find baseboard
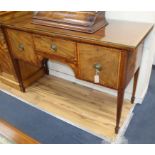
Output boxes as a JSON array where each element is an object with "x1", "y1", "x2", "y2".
[
  {"x1": 134, "y1": 84, "x2": 148, "y2": 104},
  {"x1": 49, "y1": 69, "x2": 133, "y2": 100}
]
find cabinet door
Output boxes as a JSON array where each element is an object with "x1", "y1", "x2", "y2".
[
  {"x1": 6, "y1": 29, "x2": 38, "y2": 65},
  {"x1": 0, "y1": 29, "x2": 16, "y2": 79},
  {"x1": 78, "y1": 43, "x2": 121, "y2": 89}
]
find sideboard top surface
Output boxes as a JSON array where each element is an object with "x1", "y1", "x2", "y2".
[{"x1": 1, "y1": 14, "x2": 153, "y2": 50}]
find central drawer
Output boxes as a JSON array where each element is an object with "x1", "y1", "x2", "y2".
[{"x1": 33, "y1": 34, "x2": 76, "y2": 62}]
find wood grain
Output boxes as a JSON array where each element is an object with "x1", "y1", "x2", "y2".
[
  {"x1": 115, "y1": 51, "x2": 128, "y2": 133},
  {"x1": 0, "y1": 12, "x2": 44, "y2": 90},
  {"x1": 0, "y1": 11, "x2": 32, "y2": 23},
  {"x1": 2, "y1": 13, "x2": 153, "y2": 50},
  {"x1": 0, "y1": 29, "x2": 17, "y2": 77},
  {"x1": 0, "y1": 12, "x2": 152, "y2": 134},
  {"x1": 6, "y1": 29, "x2": 38, "y2": 65},
  {"x1": 78, "y1": 43, "x2": 121, "y2": 89},
  {"x1": 125, "y1": 43, "x2": 144, "y2": 86},
  {"x1": 131, "y1": 68, "x2": 140, "y2": 103},
  {"x1": 0, "y1": 75, "x2": 132, "y2": 140},
  {"x1": 33, "y1": 34, "x2": 76, "y2": 61}
]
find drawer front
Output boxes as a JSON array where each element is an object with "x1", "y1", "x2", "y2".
[
  {"x1": 0, "y1": 29, "x2": 8, "y2": 53},
  {"x1": 6, "y1": 29, "x2": 38, "y2": 64},
  {"x1": 33, "y1": 34, "x2": 76, "y2": 62},
  {"x1": 78, "y1": 43, "x2": 121, "y2": 89},
  {"x1": 0, "y1": 29, "x2": 15, "y2": 75}
]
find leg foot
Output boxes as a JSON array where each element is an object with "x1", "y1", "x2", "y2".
[
  {"x1": 115, "y1": 126, "x2": 120, "y2": 134},
  {"x1": 131, "y1": 68, "x2": 139, "y2": 104},
  {"x1": 20, "y1": 85, "x2": 26, "y2": 92},
  {"x1": 131, "y1": 96, "x2": 135, "y2": 104},
  {"x1": 116, "y1": 89, "x2": 125, "y2": 134}
]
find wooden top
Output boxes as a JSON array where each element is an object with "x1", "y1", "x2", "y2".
[{"x1": 1, "y1": 13, "x2": 153, "y2": 50}]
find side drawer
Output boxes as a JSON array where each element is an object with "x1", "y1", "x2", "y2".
[
  {"x1": 78, "y1": 43, "x2": 121, "y2": 89},
  {"x1": 33, "y1": 34, "x2": 76, "y2": 62},
  {"x1": 6, "y1": 29, "x2": 38, "y2": 65}
]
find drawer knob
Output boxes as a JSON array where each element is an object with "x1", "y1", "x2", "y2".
[
  {"x1": 18, "y1": 43, "x2": 24, "y2": 51},
  {"x1": 51, "y1": 44, "x2": 57, "y2": 52},
  {"x1": 93, "y1": 63, "x2": 102, "y2": 71}
]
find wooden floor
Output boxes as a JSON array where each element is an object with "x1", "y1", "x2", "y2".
[
  {"x1": 0, "y1": 75, "x2": 132, "y2": 141},
  {"x1": 0, "y1": 119, "x2": 39, "y2": 144}
]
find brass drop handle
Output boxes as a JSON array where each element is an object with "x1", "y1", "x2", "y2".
[
  {"x1": 18, "y1": 43, "x2": 24, "y2": 51},
  {"x1": 93, "y1": 63, "x2": 102, "y2": 71},
  {"x1": 51, "y1": 44, "x2": 57, "y2": 52}
]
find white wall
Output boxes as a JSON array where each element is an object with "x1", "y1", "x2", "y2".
[
  {"x1": 106, "y1": 12, "x2": 155, "y2": 64},
  {"x1": 48, "y1": 12, "x2": 155, "y2": 104}
]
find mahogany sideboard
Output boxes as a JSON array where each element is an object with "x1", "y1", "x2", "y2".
[
  {"x1": 0, "y1": 12, "x2": 153, "y2": 133},
  {"x1": 0, "y1": 12, "x2": 44, "y2": 90}
]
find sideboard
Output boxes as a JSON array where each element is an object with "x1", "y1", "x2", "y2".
[
  {"x1": 0, "y1": 12, "x2": 45, "y2": 90},
  {"x1": 0, "y1": 12, "x2": 153, "y2": 133}
]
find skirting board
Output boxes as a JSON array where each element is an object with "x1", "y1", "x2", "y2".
[
  {"x1": 134, "y1": 86, "x2": 148, "y2": 104},
  {"x1": 49, "y1": 68, "x2": 145, "y2": 104}
]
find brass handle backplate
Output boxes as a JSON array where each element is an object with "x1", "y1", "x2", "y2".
[
  {"x1": 93, "y1": 63, "x2": 102, "y2": 71},
  {"x1": 18, "y1": 43, "x2": 24, "y2": 51},
  {"x1": 51, "y1": 44, "x2": 57, "y2": 52}
]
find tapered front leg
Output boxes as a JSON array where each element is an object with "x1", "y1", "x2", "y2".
[
  {"x1": 131, "y1": 68, "x2": 140, "y2": 104},
  {"x1": 115, "y1": 89, "x2": 125, "y2": 133},
  {"x1": 115, "y1": 51, "x2": 128, "y2": 134}
]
